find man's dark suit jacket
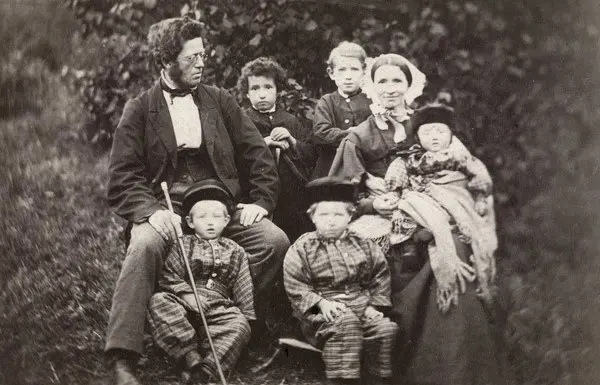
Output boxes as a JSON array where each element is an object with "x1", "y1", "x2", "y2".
[{"x1": 107, "y1": 81, "x2": 279, "y2": 224}]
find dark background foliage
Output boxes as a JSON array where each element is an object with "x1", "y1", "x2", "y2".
[{"x1": 1, "y1": 0, "x2": 599, "y2": 384}]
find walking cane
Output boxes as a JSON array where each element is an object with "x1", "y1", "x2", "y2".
[{"x1": 161, "y1": 182, "x2": 228, "y2": 385}]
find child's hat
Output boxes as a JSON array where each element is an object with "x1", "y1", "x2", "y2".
[
  {"x1": 413, "y1": 103, "x2": 455, "y2": 131},
  {"x1": 182, "y1": 179, "x2": 233, "y2": 216},
  {"x1": 305, "y1": 177, "x2": 357, "y2": 207}
]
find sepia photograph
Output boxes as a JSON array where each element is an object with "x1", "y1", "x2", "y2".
[{"x1": 1, "y1": 0, "x2": 599, "y2": 384}]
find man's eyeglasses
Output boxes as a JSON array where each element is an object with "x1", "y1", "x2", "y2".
[{"x1": 179, "y1": 52, "x2": 209, "y2": 63}]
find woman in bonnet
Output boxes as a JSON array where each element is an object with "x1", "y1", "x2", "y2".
[{"x1": 329, "y1": 54, "x2": 509, "y2": 385}]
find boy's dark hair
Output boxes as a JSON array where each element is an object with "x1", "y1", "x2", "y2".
[
  {"x1": 237, "y1": 57, "x2": 287, "y2": 96},
  {"x1": 148, "y1": 17, "x2": 205, "y2": 69}
]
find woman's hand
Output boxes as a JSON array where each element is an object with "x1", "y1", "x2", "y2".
[
  {"x1": 317, "y1": 299, "x2": 347, "y2": 322},
  {"x1": 363, "y1": 305, "x2": 384, "y2": 321},
  {"x1": 373, "y1": 195, "x2": 397, "y2": 218},
  {"x1": 365, "y1": 173, "x2": 387, "y2": 196}
]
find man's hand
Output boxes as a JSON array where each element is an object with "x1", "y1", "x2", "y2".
[
  {"x1": 180, "y1": 293, "x2": 208, "y2": 313},
  {"x1": 148, "y1": 209, "x2": 182, "y2": 241},
  {"x1": 236, "y1": 203, "x2": 268, "y2": 227},
  {"x1": 365, "y1": 173, "x2": 387, "y2": 197},
  {"x1": 363, "y1": 305, "x2": 384, "y2": 321},
  {"x1": 270, "y1": 127, "x2": 297, "y2": 147},
  {"x1": 317, "y1": 299, "x2": 347, "y2": 322},
  {"x1": 372, "y1": 195, "x2": 398, "y2": 218}
]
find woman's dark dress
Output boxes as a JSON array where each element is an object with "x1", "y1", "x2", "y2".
[{"x1": 329, "y1": 116, "x2": 509, "y2": 385}]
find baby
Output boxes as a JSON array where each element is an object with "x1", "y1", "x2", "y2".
[
  {"x1": 284, "y1": 177, "x2": 398, "y2": 385},
  {"x1": 383, "y1": 104, "x2": 498, "y2": 311},
  {"x1": 147, "y1": 179, "x2": 255, "y2": 382}
]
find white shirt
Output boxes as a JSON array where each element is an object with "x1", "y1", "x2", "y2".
[{"x1": 161, "y1": 72, "x2": 202, "y2": 148}]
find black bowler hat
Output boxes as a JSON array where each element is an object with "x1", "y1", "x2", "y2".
[
  {"x1": 413, "y1": 103, "x2": 455, "y2": 132},
  {"x1": 182, "y1": 179, "x2": 233, "y2": 216},
  {"x1": 304, "y1": 177, "x2": 358, "y2": 207}
]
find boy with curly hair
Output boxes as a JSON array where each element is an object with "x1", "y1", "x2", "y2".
[{"x1": 238, "y1": 57, "x2": 317, "y2": 241}]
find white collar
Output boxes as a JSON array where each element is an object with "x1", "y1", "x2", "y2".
[{"x1": 252, "y1": 104, "x2": 276, "y2": 113}]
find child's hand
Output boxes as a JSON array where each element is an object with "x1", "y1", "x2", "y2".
[
  {"x1": 363, "y1": 305, "x2": 383, "y2": 321},
  {"x1": 271, "y1": 127, "x2": 297, "y2": 147},
  {"x1": 317, "y1": 299, "x2": 347, "y2": 322},
  {"x1": 475, "y1": 200, "x2": 488, "y2": 216},
  {"x1": 264, "y1": 136, "x2": 290, "y2": 151},
  {"x1": 180, "y1": 293, "x2": 208, "y2": 313}
]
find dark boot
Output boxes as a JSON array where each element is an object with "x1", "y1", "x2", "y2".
[
  {"x1": 364, "y1": 374, "x2": 392, "y2": 385},
  {"x1": 114, "y1": 359, "x2": 142, "y2": 385},
  {"x1": 181, "y1": 350, "x2": 202, "y2": 384},
  {"x1": 327, "y1": 379, "x2": 360, "y2": 385}
]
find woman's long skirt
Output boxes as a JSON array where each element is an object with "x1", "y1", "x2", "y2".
[{"x1": 389, "y1": 232, "x2": 511, "y2": 385}]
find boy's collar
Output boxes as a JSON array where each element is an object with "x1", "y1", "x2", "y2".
[
  {"x1": 194, "y1": 234, "x2": 222, "y2": 243},
  {"x1": 338, "y1": 89, "x2": 362, "y2": 98},
  {"x1": 251, "y1": 104, "x2": 277, "y2": 114},
  {"x1": 316, "y1": 230, "x2": 349, "y2": 243}
]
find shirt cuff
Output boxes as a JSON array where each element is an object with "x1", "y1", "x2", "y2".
[{"x1": 298, "y1": 292, "x2": 324, "y2": 316}]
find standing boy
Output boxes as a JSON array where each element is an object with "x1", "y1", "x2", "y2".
[
  {"x1": 148, "y1": 179, "x2": 255, "y2": 382},
  {"x1": 311, "y1": 42, "x2": 372, "y2": 179},
  {"x1": 238, "y1": 57, "x2": 317, "y2": 241},
  {"x1": 283, "y1": 177, "x2": 398, "y2": 385}
]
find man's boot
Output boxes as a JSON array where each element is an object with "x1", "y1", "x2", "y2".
[{"x1": 114, "y1": 359, "x2": 142, "y2": 385}]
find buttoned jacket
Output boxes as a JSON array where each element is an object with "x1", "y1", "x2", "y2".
[{"x1": 107, "y1": 81, "x2": 279, "y2": 224}]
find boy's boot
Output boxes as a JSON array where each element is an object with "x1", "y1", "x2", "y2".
[
  {"x1": 364, "y1": 374, "x2": 392, "y2": 385},
  {"x1": 327, "y1": 379, "x2": 360, "y2": 385}
]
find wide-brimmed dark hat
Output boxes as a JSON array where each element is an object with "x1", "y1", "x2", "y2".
[
  {"x1": 413, "y1": 103, "x2": 455, "y2": 132},
  {"x1": 182, "y1": 179, "x2": 233, "y2": 216},
  {"x1": 304, "y1": 177, "x2": 358, "y2": 207}
]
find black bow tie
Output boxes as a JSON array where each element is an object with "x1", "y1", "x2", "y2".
[{"x1": 161, "y1": 80, "x2": 196, "y2": 101}]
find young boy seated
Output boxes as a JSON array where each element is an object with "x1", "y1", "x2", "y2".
[
  {"x1": 283, "y1": 177, "x2": 398, "y2": 385},
  {"x1": 238, "y1": 57, "x2": 316, "y2": 241},
  {"x1": 384, "y1": 104, "x2": 497, "y2": 310},
  {"x1": 147, "y1": 179, "x2": 255, "y2": 383},
  {"x1": 311, "y1": 41, "x2": 373, "y2": 179}
]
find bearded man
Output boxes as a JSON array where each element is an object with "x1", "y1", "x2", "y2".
[{"x1": 105, "y1": 17, "x2": 289, "y2": 385}]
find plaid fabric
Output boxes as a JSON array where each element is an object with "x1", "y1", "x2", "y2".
[
  {"x1": 158, "y1": 235, "x2": 255, "y2": 320},
  {"x1": 283, "y1": 232, "x2": 395, "y2": 379},
  {"x1": 148, "y1": 235, "x2": 255, "y2": 376},
  {"x1": 398, "y1": 143, "x2": 493, "y2": 197},
  {"x1": 303, "y1": 308, "x2": 398, "y2": 379},
  {"x1": 148, "y1": 292, "x2": 251, "y2": 377}
]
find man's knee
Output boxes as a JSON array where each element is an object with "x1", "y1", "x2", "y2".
[{"x1": 262, "y1": 220, "x2": 290, "y2": 255}]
